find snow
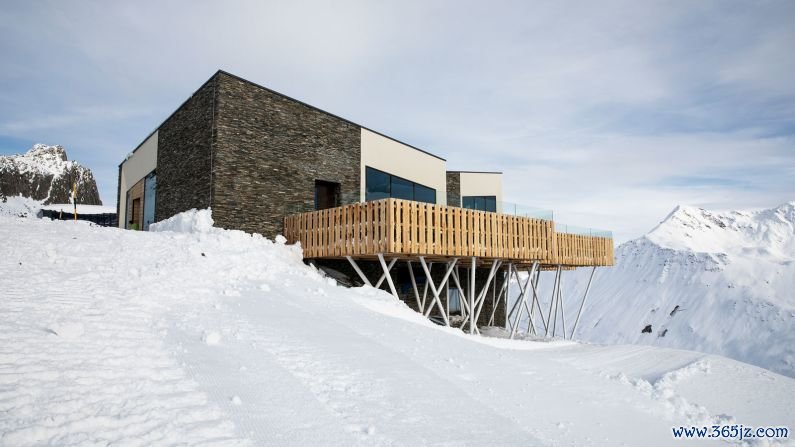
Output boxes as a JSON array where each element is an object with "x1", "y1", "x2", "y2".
[
  {"x1": 149, "y1": 208, "x2": 216, "y2": 233},
  {"x1": 0, "y1": 144, "x2": 75, "y2": 178},
  {"x1": 0, "y1": 196, "x2": 41, "y2": 218},
  {"x1": 1, "y1": 207, "x2": 793, "y2": 445},
  {"x1": 537, "y1": 201, "x2": 795, "y2": 378}
]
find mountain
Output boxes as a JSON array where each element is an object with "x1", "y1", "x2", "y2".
[
  {"x1": 566, "y1": 201, "x2": 795, "y2": 377},
  {"x1": 0, "y1": 207, "x2": 792, "y2": 445},
  {"x1": 0, "y1": 144, "x2": 101, "y2": 205}
]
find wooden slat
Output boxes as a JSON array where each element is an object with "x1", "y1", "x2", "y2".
[{"x1": 281, "y1": 198, "x2": 614, "y2": 267}]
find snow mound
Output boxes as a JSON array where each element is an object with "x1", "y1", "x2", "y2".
[
  {"x1": 150, "y1": 208, "x2": 216, "y2": 233},
  {"x1": 0, "y1": 195, "x2": 42, "y2": 218}
]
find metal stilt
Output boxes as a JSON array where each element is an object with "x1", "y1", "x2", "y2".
[
  {"x1": 451, "y1": 269, "x2": 471, "y2": 317},
  {"x1": 472, "y1": 260, "x2": 501, "y2": 327},
  {"x1": 559, "y1": 270, "x2": 566, "y2": 338},
  {"x1": 373, "y1": 258, "x2": 398, "y2": 289},
  {"x1": 377, "y1": 254, "x2": 399, "y2": 299},
  {"x1": 570, "y1": 266, "x2": 597, "y2": 340},
  {"x1": 418, "y1": 256, "x2": 457, "y2": 326},
  {"x1": 407, "y1": 261, "x2": 422, "y2": 312},
  {"x1": 346, "y1": 256, "x2": 372, "y2": 287},
  {"x1": 487, "y1": 267, "x2": 509, "y2": 326},
  {"x1": 545, "y1": 266, "x2": 561, "y2": 337},
  {"x1": 505, "y1": 263, "x2": 512, "y2": 330},
  {"x1": 509, "y1": 261, "x2": 539, "y2": 339},
  {"x1": 469, "y1": 257, "x2": 476, "y2": 334},
  {"x1": 529, "y1": 268, "x2": 547, "y2": 334}
]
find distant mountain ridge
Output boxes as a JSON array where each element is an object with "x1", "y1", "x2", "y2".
[
  {"x1": 565, "y1": 201, "x2": 795, "y2": 377},
  {"x1": 0, "y1": 144, "x2": 101, "y2": 205}
]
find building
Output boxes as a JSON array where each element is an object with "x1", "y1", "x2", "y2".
[{"x1": 119, "y1": 70, "x2": 613, "y2": 338}]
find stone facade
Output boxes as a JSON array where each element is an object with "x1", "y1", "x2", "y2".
[
  {"x1": 211, "y1": 72, "x2": 361, "y2": 238},
  {"x1": 144, "y1": 70, "x2": 509, "y2": 330},
  {"x1": 446, "y1": 171, "x2": 461, "y2": 207},
  {"x1": 155, "y1": 78, "x2": 216, "y2": 222}
]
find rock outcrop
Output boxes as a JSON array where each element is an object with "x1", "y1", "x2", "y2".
[{"x1": 0, "y1": 144, "x2": 101, "y2": 205}]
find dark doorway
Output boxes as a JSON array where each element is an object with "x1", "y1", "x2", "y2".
[
  {"x1": 314, "y1": 180, "x2": 341, "y2": 210},
  {"x1": 130, "y1": 198, "x2": 141, "y2": 230}
]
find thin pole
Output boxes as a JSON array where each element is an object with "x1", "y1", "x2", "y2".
[
  {"x1": 469, "y1": 257, "x2": 476, "y2": 334},
  {"x1": 421, "y1": 263, "x2": 431, "y2": 312},
  {"x1": 504, "y1": 263, "x2": 512, "y2": 329},
  {"x1": 374, "y1": 258, "x2": 398, "y2": 289},
  {"x1": 407, "y1": 261, "x2": 422, "y2": 312},
  {"x1": 346, "y1": 256, "x2": 372, "y2": 287},
  {"x1": 545, "y1": 266, "x2": 561, "y2": 336},
  {"x1": 418, "y1": 256, "x2": 456, "y2": 326},
  {"x1": 559, "y1": 270, "x2": 566, "y2": 338},
  {"x1": 377, "y1": 254, "x2": 399, "y2": 299},
  {"x1": 510, "y1": 262, "x2": 537, "y2": 339},
  {"x1": 530, "y1": 269, "x2": 547, "y2": 334},
  {"x1": 505, "y1": 265, "x2": 522, "y2": 327},
  {"x1": 570, "y1": 266, "x2": 597, "y2": 340},
  {"x1": 487, "y1": 268, "x2": 509, "y2": 326},
  {"x1": 508, "y1": 264, "x2": 534, "y2": 336},
  {"x1": 451, "y1": 269, "x2": 470, "y2": 317},
  {"x1": 527, "y1": 267, "x2": 539, "y2": 335},
  {"x1": 472, "y1": 260, "x2": 501, "y2": 327},
  {"x1": 552, "y1": 269, "x2": 561, "y2": 337}
]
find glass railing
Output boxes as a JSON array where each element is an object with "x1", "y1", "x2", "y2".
[
  {"x1": 555, "y1": 223, "x2": 613, "y2": 238},
  {"x1": 498, "y1": 201, "x2": 554, "y2": 221}
]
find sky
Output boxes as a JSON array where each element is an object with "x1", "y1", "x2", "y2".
[{"x1": 1, "y1": 0, "x2": 793, "y2": 242}]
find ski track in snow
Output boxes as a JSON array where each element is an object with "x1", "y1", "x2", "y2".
[
  {"x1": 0, "y1": 244, "x2": 242, "y2": 445},
  {"x1": 1, "y1": 211, "x2": 794, "y2": 446}
]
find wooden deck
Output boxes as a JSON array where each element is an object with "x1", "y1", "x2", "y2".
[{"x1": 283, "y1": 198, "x2": 614, "y2": 267}]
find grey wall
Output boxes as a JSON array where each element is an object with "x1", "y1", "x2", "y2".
[
  {"x1": 155, "y1": 78, "x2": 216, "y2": 222},
  {"x1": 212, "y1": 72, "x2": 361, "y2": 238}
]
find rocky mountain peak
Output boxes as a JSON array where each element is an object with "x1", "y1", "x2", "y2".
[
  {"x1": 0, "y1": 144, "x2": 101, "y2": 205},
  {"x1": 26, "y1": 144, "x2": 68, "y2": 162}
]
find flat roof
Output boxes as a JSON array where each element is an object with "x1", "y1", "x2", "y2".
[
  {"x1": 122, "y1": 69, "x2": 447, "y2": 166},
  {"x1": 447, "y1": 170, "x2": 503, "y2": 174}
]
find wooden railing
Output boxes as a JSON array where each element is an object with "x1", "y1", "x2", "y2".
[{"x1": 283, "y1": 198, "x2": 614, "y2": 266}]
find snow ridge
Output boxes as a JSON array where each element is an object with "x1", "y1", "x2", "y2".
[{"x1": 563, "y1": 201, "x2": 795, "y2": 378}]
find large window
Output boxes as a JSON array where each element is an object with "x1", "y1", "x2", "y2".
[
  {"x1": 142, "y1": 171, "x2": 157, "y2": 230},
  {"x1": 462, "y1": 195, "x2": 496, "y2": 212},
  {"x1": 365, "y1": 166, "x2": 436, "y2": 204}
]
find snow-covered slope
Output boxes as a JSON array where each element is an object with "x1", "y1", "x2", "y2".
[
  {"x1": 568, "y1": 202, "x2": 795, "y2": 378},
  {"x1": 0, "y1": 144, "x2": 101, "y2": 205},
  {"x1": 1, "y1": 209, "x2": 793, "y2": 445}
]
